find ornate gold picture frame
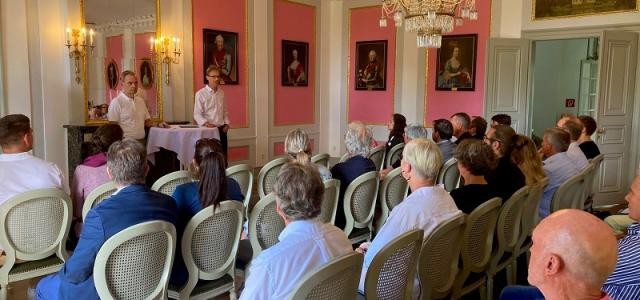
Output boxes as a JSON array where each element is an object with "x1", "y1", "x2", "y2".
[{"x1": 533, "y1": 0, "x2": 639, "y2": 20}]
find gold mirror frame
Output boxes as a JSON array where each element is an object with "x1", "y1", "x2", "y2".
[{"x1": 81, "y1": 0, "x2": 163, "y2": 125}]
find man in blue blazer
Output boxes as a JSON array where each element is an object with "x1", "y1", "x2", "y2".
[{"x1": 36, "y1": 139, "x2": 178, "y2": 300}]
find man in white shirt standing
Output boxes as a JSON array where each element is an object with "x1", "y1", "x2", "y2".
[
  {"x1": 194, "y1": 66, "x2": 230, "y2": 158},
  {"x1": 240, "y1": 162, "x2": 352, "y2": 299},
  {"x1": 108, "y1": 70, "x2": 167, "y2": 141},
  {"x1": 0, "y1": 114, "x2": 65, "y2": 205}
]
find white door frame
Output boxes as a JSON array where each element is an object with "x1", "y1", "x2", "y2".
[{"x1": 523, "y1": 27, "x2": 640, "y2": 204}]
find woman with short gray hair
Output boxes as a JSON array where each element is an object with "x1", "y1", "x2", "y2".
[
  {"x1": 240, "y1": 162, "x2": 352, "y2": 299},
  {"x1": 356, "y1": 138, "x2": 462, "y2": 294},
  {"x1": 330, "y1": 121, "x2": 377, "y2": 228}
]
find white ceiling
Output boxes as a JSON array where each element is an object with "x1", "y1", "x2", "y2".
[{"x1": 84, "y1": 0, "x2": 156, "y2": 25}]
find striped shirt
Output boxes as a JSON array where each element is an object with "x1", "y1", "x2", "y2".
[{"x1": 603, "y1": 223, "x2": 640, "y2": 299}]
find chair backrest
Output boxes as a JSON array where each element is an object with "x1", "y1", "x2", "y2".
[
  {"x1": 575, "y1": 162, "x2": 596, "y2": 209},
  {"x1": 516, "y1": 178, "x2": 549, "y2": 254},
  {"x1": 418, "y1": 214, "x2": 466, "y2": 300},
  {"x1": 385, "y1": 142, "x2": 405, "y2": 168},
  {"x1": 177, "y1": 201, "x2": 244, "y2": 298},
  {"x1": 551, "y1": 171, "x2": 584, "y2": 213},
  {"x1": 459, "y1": 197, "x2": 502, "y2": 274},
  {"x1": 257, "y1": 157, "x2": 288, "y2": 198},
  {"x1": 249, "y1": 193, "x2": 286, "y2": 258},
  {"x1": 367, "y1": 145, "x2": 386, "y2": 171},
  {"x1": 151, "y1": 170, "x2": 193, "y2": 196},
  {"x1": 83, "y1": 181, "x2": 118, "y2": 220},
  {"x1": 379, "y1": 167, "x2": 409, "y2": 228},
  {"x1": 343, "y1": 171, "x2": 380, "y2": 237},
  {"x1": 0, "y1": 188, "x2": 71, "y2": 264},
  {"x1": 491, "y1": 186, "x2": 530, "y2": 270},
  {"x1": 289, "y1": 252, "x2": 364, "y2": 300},
  {"x1": 437, "y1": 157, "x2": 460, "y2": 192},
  {"x1": 93, "y1": 220, "x2": 176, "y2": 300},
  {"x1": 318, "y1": 179, "x2": 341, "y2": 225},
  {"x1": 364, "y1": 229, "x2": 423, "y2": 299},
  {"x1": 226, "y1": 163, "x2": 254, "y2": 209},
  {"x1": 339, "y1": 152, "x2": 350, "y2": 163},
  {"x1": 584, "y1": 153, "x2": 604, "y2": 210},
  {"x1": 311, "y1": 153, "x2": 331, "y2": 168}
]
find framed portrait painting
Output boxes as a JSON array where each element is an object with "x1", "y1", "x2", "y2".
[
  {"x1": 281, "y1": 40, "x2": 309, "y2": 87},
  {"x1": 106, "y1": 59, "x2": 119, "y2": 90},
  {"x1": 533, "y1": 0, "x2": 638, "y2": 20},
  {"x1": 355, "y1": 40, "x2": 387, "y2": 91},
  {"x1": 203, "y1": 29, "x2": 239, "y2": 85},
  {"x1": 436, "y1": 34, "x2": 477, "y2": 91},
  {"x1": 139, "y1": 60, "x2": 154, "y2": 90}
]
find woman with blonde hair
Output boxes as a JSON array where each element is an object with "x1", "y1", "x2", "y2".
[
  {"x1": 284, "y1": 128, "x2": 331, "y2": 181},
  {"x1": 511, "y1": 134, "x2": 546, "y2": 186}
]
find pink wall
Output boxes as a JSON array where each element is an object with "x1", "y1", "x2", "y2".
[
  {"x1": 348, "y1": 6, "x2": 396, "y2": 124},
  {"x1": 105, "y1": 35, "x2": 123, "y2": 104},
  {"x1": 228, "y1": 146, "x2": 250, "y2": 162},
  {"x1": 193, "y1": 0, "x2": 248, "y2": 128},
  {"x1": 273, "y1": 0, "x2": 315, "y2": 126},
  {"x1": 424, "y1": 1, "x2": 491, "y2": 125},
  {"x1": 135, "y1": 32, "x2": 157, "y2": 116}
]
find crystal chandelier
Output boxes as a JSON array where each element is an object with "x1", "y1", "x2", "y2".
[{"x1": 380, "y1": 0, "x2": 478, "y2": 48}]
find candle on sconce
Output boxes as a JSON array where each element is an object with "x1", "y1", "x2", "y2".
[
  {"x1": 80, "y1": 28, "x2": 86, "y2": 45},
  {"x1": 150, "y1": 37, "x2": 154, "y2": 51},
  {"x1": 89, "y1": 29, "x2": 94, "y2": 46},
  {"x1": 176, "y1": 38, "x2": 180, "y2": 52},
  {"x1": 173, "y1": 37, "x2": 177, "y2": 52},
  {"x1": 65, "y1": 28, "x2": 71, "y2": 44}
]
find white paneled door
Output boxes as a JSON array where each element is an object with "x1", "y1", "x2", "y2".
[{"x1": 593, "y1": 31, "x2": 638, "y2": 206}]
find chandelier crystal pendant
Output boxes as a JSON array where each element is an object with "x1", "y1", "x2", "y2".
[{"x1": 380, "y1": 0, "x2": 478, "y2": 48}]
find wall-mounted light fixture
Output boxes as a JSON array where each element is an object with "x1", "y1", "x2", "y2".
[
  {"x1": 150, "y1": 36, "x2": 181, "y2": 85},
  {"x1": 65, "y1": 27, "x2": 95, "y2": 84}
]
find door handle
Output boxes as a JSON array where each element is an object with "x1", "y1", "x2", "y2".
[{"x1": 597, "y1": 128, "x2": 605, "y2": 134}]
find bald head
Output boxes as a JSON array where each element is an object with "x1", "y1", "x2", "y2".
[{"x1": 528, "y1": 209, "x2": 617, "y2": 297}]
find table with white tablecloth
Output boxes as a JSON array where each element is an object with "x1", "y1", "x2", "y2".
[{"x1": 147, "y1": 126, "x2": 220, "y2": 166}]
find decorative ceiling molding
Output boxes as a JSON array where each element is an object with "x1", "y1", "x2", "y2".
[{"x1": 91, "y1": 14, "x2": 156, "y2": 35}]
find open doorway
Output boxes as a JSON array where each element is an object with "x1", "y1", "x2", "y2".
[{"x1": 530, "y1": 37, "x2": 599, "y2": 141}]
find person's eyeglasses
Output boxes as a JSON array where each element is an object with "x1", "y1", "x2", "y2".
[{"x1": 484, "y1": 135, "x2": 500, "y2": 144}]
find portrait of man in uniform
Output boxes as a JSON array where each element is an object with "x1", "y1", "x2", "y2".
[{"x1": 203, "y1": 29, "x2": 239, "y2": 85}]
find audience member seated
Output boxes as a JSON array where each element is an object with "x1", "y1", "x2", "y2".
[
  {"x1": 500, "y1": 209, "x2": 618, "y2": 300},
  {"x1": 0, "y1": 114, "x2": 65, "y2": 205},
  {"x1": 511, "y1": 135, "x2": 546, "y2": 186},
  {"x1": 491, "y1": 113, "x2": 512, "y2": 127},
  {"x1": 71, "y1": 124, "x2": 123, "y2": 235},
  {"x1": 577, "y1": 115, "x2": 601, "y2": 160},
  {"x1": 557, "y1": 117, "x2": 589, "y2": 170},
  {"x1": 450, "y1": 112, "x2": 472, "y2": 144},
  {"x1": 240, "y1": 162, "x2": 352, "y2": 299},
  {"x1": 36, "y1": 139, "x2": 178, "y2": 300},
  {"x1": 384, "y1": 113, "x2": 406, "y2": 159},
  {"x1": 469, "y1": 115, "x2": 488, "y2": 140},
  {"x1": 450, "y1": 139, "x2": 499, "y2": 214},
  {"x1": 538, "y1": 128, "x2": 581, "y2": 218},
  {"x1": 170, "y1": 138, "x2": 243, "y2": 286},
  {"x1": 356, "y1": 138, "x2": 462, "y2": 295},
  {"x1": 284, "y1": 128, "x2": 331, "y2": 181},
  {"x1": 431, "y1": 119, "x2": 456, "y2": 162},
  {"x1": 379, "y1": 124, "x2": 428, "y2": 179},
  {"x1": 557, "y1": 116, "x2": 589, "y2": 170},
  {"x1": 331, "y1": 122, "x2": 376, "y2": 228},
  {"x1": 484, "y1": 125, "x2": 526, "y2": 202},
  {"x1": 602, "y1": 174, "x2": 640, "y2": 298}
]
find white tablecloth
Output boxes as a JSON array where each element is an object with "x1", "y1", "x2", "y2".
[{"x1": 147, "y1": 126, "x2": 220, "y2": 166}]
